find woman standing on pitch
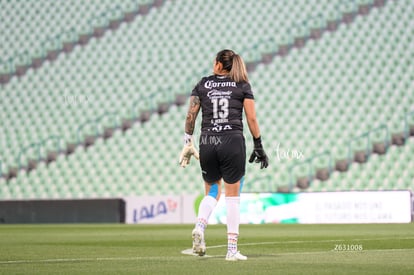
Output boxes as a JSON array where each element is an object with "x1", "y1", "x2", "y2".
[{"x1": 179, "y1": 49, "x2": 268, "y2": 261}]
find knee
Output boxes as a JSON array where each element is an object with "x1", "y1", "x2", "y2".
[
  {"x1": 207, "y1": 183, "x2": 220, "y2": 200},
  {"x1": 225, "y1": 182, "x2": 240, "y2": 197}
]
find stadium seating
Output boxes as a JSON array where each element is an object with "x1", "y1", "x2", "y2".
[
  {"x1": 1, "y1": 0, "x2": 118, "y2": 70},
  {"x1": 306, "y1": 137, "x2": 414, "y2": 192},
  {"x1": 0, "y1": 0, "x2": 413, "y2": 199},
  {"x1": 1, "y1": 0, "x2": 376, "y2": 172},
  {"x1": 0, "y1": 0, "x2": 165, "y2": 78}
]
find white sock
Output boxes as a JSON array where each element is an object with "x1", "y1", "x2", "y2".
[
  {"x1": 226, "y1": 196, "x2": 240, "y2": 252},
  {"x1": 226, "y1": 196, "x2": 240, "y2": 234},
  {"x1": 195, "y1": 196, "x2": 217, "y2": 232}
]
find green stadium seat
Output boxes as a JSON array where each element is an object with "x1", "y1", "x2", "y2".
[{"x1": 1, "y1": 0, "x2": 413, "y2": 198}]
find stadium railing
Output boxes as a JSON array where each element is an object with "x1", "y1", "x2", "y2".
[
  {"x1": 1, "y1": 0, "x2": 406, "y2": 198},
  {"x1": 404, "y1": 111, "x2": 414, "y2": 139},
  {"x1": 0, "y1": 0, "x2": 170, "y2": 85},
  {"x1": 287, "y1": 117, "x2": 413, "y2": 192}
]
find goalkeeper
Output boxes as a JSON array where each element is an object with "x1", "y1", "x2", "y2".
[{"x1": 179, "y1": 49, "x2": 268, "y2": 261}]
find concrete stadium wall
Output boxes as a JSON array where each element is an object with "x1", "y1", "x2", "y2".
[{"x1": 0, "y1": 199, "x2": 125, "y2": 224}]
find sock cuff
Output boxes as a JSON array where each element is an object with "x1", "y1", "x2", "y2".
[
  {"x1": 227, "y1": 233, "x2": 239, "y2": 239},
  {"x1": 204, "y1": 195, "x2": 218, "y2": 206},
  {"x1": 196, "y1": 195, "x2": 218, "y2": 226},
  {"x1": 225, "y1": 196, "x2": 240, "y2": 202}
]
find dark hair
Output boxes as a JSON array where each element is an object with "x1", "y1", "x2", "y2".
[{"x1": 215, "y1": 49, "x2": 249, "y2": 83}]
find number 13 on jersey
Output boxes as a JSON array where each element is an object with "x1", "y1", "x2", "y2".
[{"x1": 211, "y1": 98, "x2": 229, "y2": 119}]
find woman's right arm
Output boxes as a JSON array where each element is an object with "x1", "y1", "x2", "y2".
[
  {"x1": 243, "y1": 98, "x2": 260, "y2": 139},
  {"x1": 244, "y1": 98, "x2": 269, "y2": 169}
]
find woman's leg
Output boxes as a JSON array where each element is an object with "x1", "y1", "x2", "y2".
[
  {"x1": 224, "y1": 176, "x2": 247, "y2": 260},
  {"x1": 192, "y1": 180, "x2": 221, "y2": 256},
  {"x1": 195, "y1": 180, "x2": 221, "y2": 232}
]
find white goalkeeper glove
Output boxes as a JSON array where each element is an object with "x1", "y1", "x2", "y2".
[{"x1": 179, "y1": 133, "x2": 199, "y2": 168}]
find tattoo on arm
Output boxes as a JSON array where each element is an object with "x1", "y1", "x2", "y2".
[{"x1": 185, "y1": 96, "x2": 201, "y2": 135}]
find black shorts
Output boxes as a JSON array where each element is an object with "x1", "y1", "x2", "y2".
[{"x1": 199, "y1": 133, "x2": 246, "y2": 184}]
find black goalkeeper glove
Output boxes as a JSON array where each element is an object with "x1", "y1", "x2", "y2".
[{"x1": 248, "y1": 136, "x2": 269, "y2": 169}]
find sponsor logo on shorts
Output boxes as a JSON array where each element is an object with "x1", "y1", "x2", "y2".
[{"x1": 200, "y1": 135, "x2": 222, "y2": 145}]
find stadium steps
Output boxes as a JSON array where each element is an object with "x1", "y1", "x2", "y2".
[
  {"x1": 2, "y1": 0, "x2": 410, "y2": 201},
  {"x1": 287, "y1": 123, "x2": 414, "y2": 192},
  {"x1": 244, "y1": 0, "x2": 389, "y2": 72},
  {"x1": 304, "y1": 136, "x2": 414, "y2": 192},
  {"x1": 244, "y1": 0, "x2": 414, "y2": 193},
  {"x1": 276, "y1": 0, "x2": 414, "y2": 192},
  {"x1": 0, "y1": 0, "x2": 168, "y2": 86},
  {"x1": 0, "y1": 0, "x2": 389, "y2": 185}
]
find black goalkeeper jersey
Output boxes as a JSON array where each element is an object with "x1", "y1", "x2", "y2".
[{"x1": 191, "y1": 75, "x2": 254, "y2": 135}]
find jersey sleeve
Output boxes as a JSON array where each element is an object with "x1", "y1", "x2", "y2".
[
  {"x1": 242, "y1": 82, "x2": 254, "y2": 100},
  {"x1": 191, "y1": 78, "x2": 204, "y2": 97}
]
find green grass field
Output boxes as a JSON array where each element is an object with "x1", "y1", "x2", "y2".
[{"x1": 1, "y1": 223, "x2": 414, "y2": 274}]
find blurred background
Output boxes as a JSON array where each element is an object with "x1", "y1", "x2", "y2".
[{"x1": 0, "y1": 0, "x2": 413, "y2": 202}]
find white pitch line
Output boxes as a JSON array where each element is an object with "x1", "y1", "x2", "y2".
[
  {"x1": 205, "y1": 236, "x2": 414, "y2": 250},
  {"x1": 3, "y1": 237, "x2": 414, "y2": 265},
  {"x1": 3, "y1": 247, "x2": 413, "y2": 265},
  {"x1": 281, "y1": 248, "x2": 414, "y2": 256},
  {"x1": 180, "y1": 248, "x2": 214, "y2": 258},
  {"x1": 206, "y1": 239, "x2": 345, "y2": 249},
  {"x1": 0, "y1": 256, "x2": 181, "y2": 265}
]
